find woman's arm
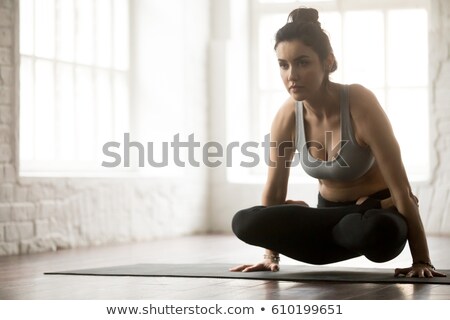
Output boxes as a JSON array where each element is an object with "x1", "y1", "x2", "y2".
[
  {"x1": 230, "y1": 99, "x2": 297, "y2": 273},
  {"x1": 261, "y1": 99, "x2": 297, "y2": 206},
  {"x1": 351, "y1": 84, "x2": 445, "y2": 277}
]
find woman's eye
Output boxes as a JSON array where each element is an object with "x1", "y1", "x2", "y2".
[
  {"x1": 299, "y1": 60, "x2": 309, "y2": 66},
  {"x1": 279, "y1": 64, "x2": 288, "y2": 70}
]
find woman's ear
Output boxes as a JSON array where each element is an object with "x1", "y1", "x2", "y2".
[{"x1": 325, "y1": 52, "x2": 336, "y2": 72}]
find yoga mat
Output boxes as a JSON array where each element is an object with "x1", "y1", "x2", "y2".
[{"x1": 45, "y1": 263, "x2": 450, "y2": 284}]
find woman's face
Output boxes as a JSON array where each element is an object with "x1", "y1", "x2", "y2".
[{"x1": 276, "y1": 40, "x2": 327, "y2": 101}]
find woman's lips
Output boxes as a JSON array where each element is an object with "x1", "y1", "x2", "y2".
[{"x1": 290, "y1": 86, "x2": 304, "y2": 92}]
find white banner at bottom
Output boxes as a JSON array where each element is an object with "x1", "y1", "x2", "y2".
[{"x1": 1, "y1": 300, "x2": 449, "y2": 320}]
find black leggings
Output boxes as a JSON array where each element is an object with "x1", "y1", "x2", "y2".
[{"x1": 232, "y1": 189, "x2": 408, "y2": 265}]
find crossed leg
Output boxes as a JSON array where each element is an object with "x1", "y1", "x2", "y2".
[{"x1": 232, "y1": 202, "x2": 407, "y2": 265}]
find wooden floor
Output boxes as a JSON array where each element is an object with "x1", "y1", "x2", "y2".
[{"x1": 1, "y1": 234, "x2": 450, "y2": 300}]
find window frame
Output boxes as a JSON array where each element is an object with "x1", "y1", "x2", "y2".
[{"x1": 18, "y1": 0, "x2": 131, "y2": 177}]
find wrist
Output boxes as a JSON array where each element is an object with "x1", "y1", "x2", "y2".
[
  {"x1": 412, "y1": 260, "x2": 435, "y2": 270},
  {"x1": 358, "y1": 197, "x2": 382, "y2": 211},
  {"x1": 264, "y1": 254, "x2": 280, "y2": 264},
  {"x1": 380, "y1": 197, "x2": 394, "y2": 209}
]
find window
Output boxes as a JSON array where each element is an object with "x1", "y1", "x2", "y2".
[
  {"x1": 237, "y1": 0, "x2": 430, "y2": 182},
  {"x1": 19, "y1": 0, "x2": 129, "y2": 176}
]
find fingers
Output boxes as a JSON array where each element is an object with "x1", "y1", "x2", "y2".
[
  {"x1": 242, "y1": 265, "x2": 264, "y2": 272},
  {"x1": 394, "y1": 267, "x2": 410, "y2": 277},
  {"x1": 432, "y1": 270, "x2": 448, "y2": 277},
  {"x1": 418, "y1": 269, "x2": 425, "y2": 278},
  {"x1": 394, "y1": 266, "x2": 447, "y2": 278},
  {"x1": 424, "y1": 268, "x2": 433, "y2": 278},
  {"x1": 229, "y1": 264, "x2": 251, "y2": 272},
  {"x1": 229, "y1": 263, "x2": 279, "y2": 272},
  {"x1": 394, "y1": 267, "x2": 423, "y2": 278},
  {"x1": 229, "y1": 264, "x2": 263, "y2": 272},
  {"x1": 411, "y1": 267, "x2": 446, "y2": 278},
  {"x1": 356, "y1": 196, "x2": 369, "y2": 205},
  {"x1": 406, "y1": 269, "x2": 425, "y2": 278},
  {"x1": 244, "y1": 263, "x2": 279, "y2": 272}
]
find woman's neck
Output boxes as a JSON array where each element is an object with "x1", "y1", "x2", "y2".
[{"x1": 303, "y1": 82, "x2": 340, "y2": 119}]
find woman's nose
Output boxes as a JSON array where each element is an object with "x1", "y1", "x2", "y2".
[{"x1": 287, "y1": 67, "x2": 298, "y2": 81}]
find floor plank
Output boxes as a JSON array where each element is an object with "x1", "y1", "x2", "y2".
[{"x1": 0, "y1": 234, "x2": 449, "y2": 300}]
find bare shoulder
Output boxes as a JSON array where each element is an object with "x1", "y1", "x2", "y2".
[
  {"x1": 347, "y1": 84, "x2": 393, "y2": 146},
  {"x1": 349, "y1": 84, "x2": 387, "y2": 125},
  {"x1": 273, "y1": 97, "x2": 296, "y2": 125},
  {"x1": 271, "y1": 97, "x2": 296, "y2": 141},
  {"x1": 347, "y1": 83, "x2": 383, "y2": 117}
]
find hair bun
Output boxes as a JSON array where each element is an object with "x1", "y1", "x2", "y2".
[{"x1": 288, "y1": 7, "x2": 320, "y2": 25}]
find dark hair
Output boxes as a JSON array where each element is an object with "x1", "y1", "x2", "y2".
[{"x1": 274, "y1": 7, "x2": 337, "y2": 73}]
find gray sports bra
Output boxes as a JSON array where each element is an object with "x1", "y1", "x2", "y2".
[{"x1": 295, "y1": 85, "x2": 375, "y2": 181}]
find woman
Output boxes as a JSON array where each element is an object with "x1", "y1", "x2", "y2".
[{"x1": 230, "y1": 7, "x2": 446, "y2": 278}]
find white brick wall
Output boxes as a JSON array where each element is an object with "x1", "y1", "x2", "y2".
[
  {"x1": 0, "y1": 0, "x2": 210, "y2": 255},
  {"x1": 414, "y1": 0, "x2": 450, "y2": 235}
]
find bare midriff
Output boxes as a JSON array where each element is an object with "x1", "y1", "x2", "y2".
[{"x1": 318, "y1": 161, "x2": 389, "y2": 202}]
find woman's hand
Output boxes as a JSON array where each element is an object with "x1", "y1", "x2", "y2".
[
  {"x1": 356, "y1": 196, "x2": 394, "y2": 209},
  {"x1": 229, "y1": 261, "x2": 279, "y2": 272},
  {"x1": 394, "y1": 264, "x2": 447, "y2": 278},
  {"x1": 356, "y1": 192, "x2": 418, "y2": 209}
]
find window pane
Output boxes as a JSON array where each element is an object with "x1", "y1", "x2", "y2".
[
  {"x1": 75, "y1": 0, "x2": 94, "y2": 65},
  {"x1": 20, "y1": 57, "x2": 35, "y2": 160},
  {"x1": 20, "y1": 0, "x2": 34, "y2": 55},
  {"x1": 56, "y1": 0, "x2": 75, "y2": 62},
  {"x1": 35, "y1": 60, "x2": 55, "y2": 160},
  {"x1": 343, "y1": 11, "x2": 384, "y2": 86},
  {"x1": 387, "y1": 88, "x2": 428, "y2": 176},
  {"x1": 113, "y1": 0, "x2": 129, "y2": 70},
  {"x1": 113, "y1": 72, "x2": 129, "y2": 139},
  {"x1": 20, "y1": 0, "x2": 130, "y2": 175},
  {"x1": 56, "y1": 63, "x2": 75, "y2": 160},
  {"x1": 259, "y1": 14, "x2": 286, "y2": 91},
  {"x1": 35, "y1": 0, "x2": 55, "y2": 59},
  {"x1": 387, "y1": 9, "x2": 428, "y2": 87},
  {"x1": 96, "y1": 70, "x2": 113, "y2": 150},
  {"x1": 75, "y1": 66, "x2": 95, "y2": 160},
  {"x1": 96, "y1": 0, "x2": 112, "y2": 68}
]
